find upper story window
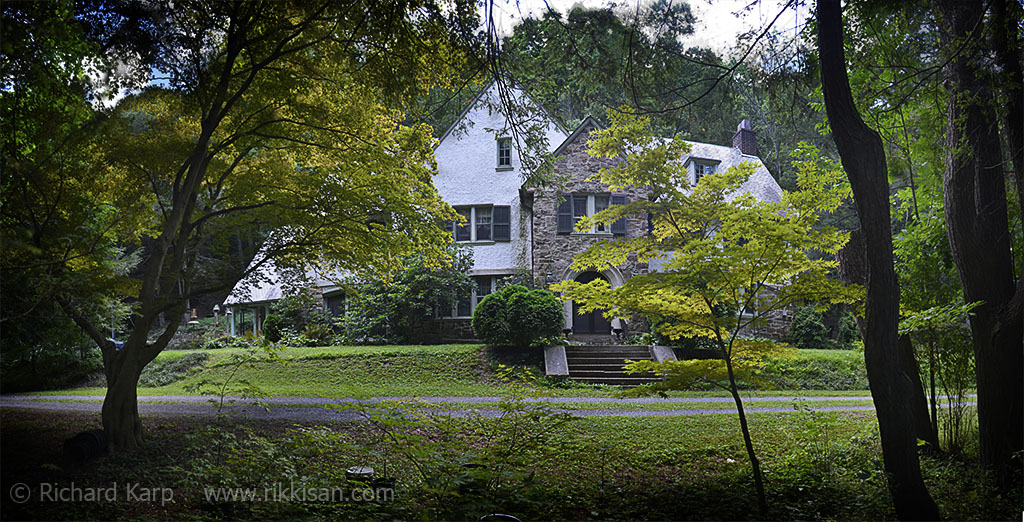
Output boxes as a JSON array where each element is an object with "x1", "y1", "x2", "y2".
[
  {"x1": 497, "y1": 138, "x2": 512, "y2": 169},
  {"x1": 557, "y1": 193, "x2": 626, "y2": 235},
  {"x1": 691, "y1": 160, "x2": 719, "y2": 183},
  {"x1": 447, "y1": 205, "x2": 511, "y2": 242}
]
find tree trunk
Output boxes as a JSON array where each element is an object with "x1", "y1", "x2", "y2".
[
  {"x1": 101, "y1": 350, "x2": 145, "y2": 450},
  {"x1": 990, "y1": 0, "x2": 1024, "y2": 219},
  {"x1": 724, "y1": 351, "x2": 768, "y2": 518},
  {"x1": 899, "y1": 333, "x2": 939, "y2": 449},
  {"x1": 927, "y1": 335, "x2": 938, "y2": 445},
  {"x1": 937, "y1": 0, "x2": 1024, "y2": 487},
  {"x1": 817, "y1": 2, "x2": 940, "y2": 519},
  {"x1": 839, "y1": 232, "x2": 938, "y2": 448}
]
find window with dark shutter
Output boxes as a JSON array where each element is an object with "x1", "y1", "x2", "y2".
[
  {"x1": 492, "y1": 206, "x2": 511, "y2": 241},
  {"x1": 455, "y1": 208, "x2": 471, "y2": 241},
  {"x1": 557, "y1": 195, "x2": 573, "y2": 234},
  {"x1": 611, "y1": 195, "x2": 627, "y2": 235}
]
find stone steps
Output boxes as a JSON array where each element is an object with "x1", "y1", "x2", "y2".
[{"x1": 563, "y1": 345, "x2": 662, "y2": 387}]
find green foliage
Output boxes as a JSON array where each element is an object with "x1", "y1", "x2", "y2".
[
  {"x1": 761, "y1": 350, "x2": 869, "y2": 391},
  {"x1": 553, "y1": 112, "x2": 859, "y2": 382},
  {"x1": 626, "y1": 338, "x2": 794, "y2": 393},
  {"x1": 2, "y1": 0, "x2": 486, "y2": 449},
  {"x1": 339, "y1": 244, "x2": 473, "y2": 345},
  {"x1": 0, "y1": 336, "x2": 103, "y2": 393},
  {"x1": 787, "y1": 305, "x2": 828, "y2": 350},
  {"x1": 472, "y1": 285, "x2": 564, "y2": 348},
  {"x1": 185, "y1": 339, "x2": 285, "y2": 412},
  {"x1": 266, "y1": 286, "x2": 336, "y2": 346},
  {"x1": 900, "y1": 301, "x2": 981, "y2": 453},
  {"x1": 553, "y1": 110, "x2": 861, "y2": 515},
  {"x1": 500, "y1": 3, "x2": 740, "y2": 143},
  {"x1": 10, "y1": 404, "x2": 1022, "y2": 522},
  {"x1": 138, "y1": 352, "x2": 209, "y2": 387},
  {"x1": 332, "y1": 393, "x2": 572, "y2": 519},
  {"x1": 262, "y1": 313, "x2": 286, "y2": 343},
  {"x1": 836, "y1": 311, "x2": 859, "y2": 348}
]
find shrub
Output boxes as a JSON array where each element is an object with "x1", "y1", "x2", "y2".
[
  {"x1": 835, "y1": 311, "x2": 859, "y2": 349},
  {"x1": 340, "y1": 244, "x2": 473, "y2": 344},
  {"x1": 759, "y1": 350, "x2": 868, "y2": 390},
  {"x1": 787, "y1": 305, "x2": 828, "y2": 350},
  {"x1": 262, "y1": 313, "x2": 286, "y2": 343},
  {"x1": 472, "y1": 285, "x2": 563, "y2": 348}
]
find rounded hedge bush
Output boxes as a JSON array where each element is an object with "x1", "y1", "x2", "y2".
[{"x1": 472, "y1": 285, "x2": 563, "y2": 348}]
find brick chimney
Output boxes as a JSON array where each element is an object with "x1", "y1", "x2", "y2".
[{"x1": 732, "y1": 119, "x2": 757, "y2": 156}]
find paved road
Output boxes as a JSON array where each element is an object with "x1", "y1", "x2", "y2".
[{"x1": 0, "y1": 394, "x2": 975, "y2": 421}]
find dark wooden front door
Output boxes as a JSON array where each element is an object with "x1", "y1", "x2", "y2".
[{"x1": 572, "y1": 272, "x2": 612, "y2": 334}]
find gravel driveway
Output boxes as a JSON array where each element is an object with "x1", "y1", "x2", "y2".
[{"x1": 0, "y1": 393, "x2": 955, "y2": 420}]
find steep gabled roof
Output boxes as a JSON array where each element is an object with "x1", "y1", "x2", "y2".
[
  {"x1": 434, "y1": 81, "x2": 570, "y2": 148},
  {"x1": 552, "y1": 115, "x2": 602, "y2": 157}
]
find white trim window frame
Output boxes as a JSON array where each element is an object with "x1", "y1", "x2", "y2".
[
  {"x1": 558, "y1": 193, "x2": 626, "y2": 235},
  {"x1": 691, "y1": 160, "x2": 718, "y2": 184},
  {"x1": 496, "y1": 137, "x2": 513, "y2": 170}
]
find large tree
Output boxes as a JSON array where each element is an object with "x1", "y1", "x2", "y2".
[
  {"x1": 816, "y1": 0, "x2": 940, "y2": 519},
  {"x1": 552, "y1": 109, "x2": 859, "y2": 518},
  {"x1": 935, "y1": 0, "x2": 1024, "y2": 485},
  {"x1": 2, "y1": 0, "x2": 481, "y2": 450}
]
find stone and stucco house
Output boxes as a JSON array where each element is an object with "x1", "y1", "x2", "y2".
[{"x1": 225, "y1": 82, "x2": 788, "y2": 340}]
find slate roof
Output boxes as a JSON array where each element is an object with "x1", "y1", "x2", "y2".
[
  {"x1": 681, "y1": 140, "x2": 783, "y2": 203},
  {"x1": 223, "y1": 258, "x2": 346, "y2": 306},
  {"x1": 552, "y1": 117, "x2": 784, "y2": 204}
]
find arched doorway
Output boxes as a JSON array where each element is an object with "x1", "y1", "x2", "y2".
[{"x1": 572, "y1": 271, "x2": 612, "y2": 334}]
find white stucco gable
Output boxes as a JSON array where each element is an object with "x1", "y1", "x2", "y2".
[{"x1": 433, "y1": 82, "x2": 569, "y2": 275}]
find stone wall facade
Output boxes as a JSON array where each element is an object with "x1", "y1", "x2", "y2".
[
  {"x1": 530, "y1": 120, "x2": 652, "y2": 334},
  {"x1": 739, "y1": 308, "x2": 795, "y2": 340}
]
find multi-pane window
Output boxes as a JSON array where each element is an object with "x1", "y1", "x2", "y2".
[
  {"x1": 497, "y1": 138, "x2": 512, "y2": 168},
  {"x1": 441, "y1": 276, "x2": 499, "y2": 318},
  {"x1": 557, "y1": 193, "x2": 627, "y2": 235},
  {"x1": 693, "y1": 162, "x2": 716, "y2": 182},
  {"x1": 448, "y1": 206, "x2": 511, "y2": 242},
  {"x1": 475, "y1": 207, "x2": 491, "y2": 241}
]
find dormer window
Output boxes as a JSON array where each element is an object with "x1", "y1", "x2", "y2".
[
  {"x1": 688, "y1": 158, "x2": 720, "y2": 184},
  {"x1": 497, "y1": 137, "x2": 512, "y2": 169},
  {"x1": 694, "y1": 162, "x2": 715, "y2": 182}
]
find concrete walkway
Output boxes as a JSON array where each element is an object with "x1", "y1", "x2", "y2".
[{"x1": 0, "y1": 394, "x2": 975, "y2": 421}]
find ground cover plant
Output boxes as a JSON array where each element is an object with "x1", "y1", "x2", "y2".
[{"x1": 1, "y1": 405, "x2": 1018, "y2": 521}]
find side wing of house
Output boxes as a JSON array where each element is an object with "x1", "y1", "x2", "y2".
[
  {"x1": 223, "y1": 255, "x2": 347, "y2": 336},
  {"x1": 433, "y1": 82, "x2": 568, "y2": 319}
]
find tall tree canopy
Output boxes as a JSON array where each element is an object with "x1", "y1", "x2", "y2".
[{"x1": 1, "y1": 0, "x2": 483, "y2": 450}]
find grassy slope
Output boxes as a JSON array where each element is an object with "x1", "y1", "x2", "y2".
[{"x1": 37, "y1": 345, "x2": 870, "y2": 398}]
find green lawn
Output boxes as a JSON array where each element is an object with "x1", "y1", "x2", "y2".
[{"x1": 34, "y1": 344, "x2": 874, "y2": 399}]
